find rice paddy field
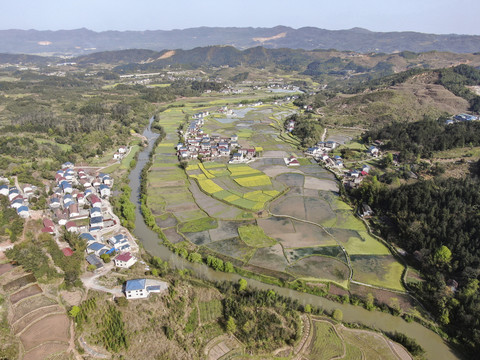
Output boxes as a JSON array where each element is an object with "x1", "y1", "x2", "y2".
[{"x1": 146, "y1": 97, "x2": 406, "y2": 295}]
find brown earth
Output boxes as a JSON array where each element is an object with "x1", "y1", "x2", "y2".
[
  {"x1": 10, "y1": 283, "x2": 42, "y2": 304},
  {"x1": 12, "y1": 295, "x2": 57, "y2": 322},
  {"x1": 13, "y1": 305, "x2": 64, "y2": 334},
  {"x1": 23, "y1": 342, "x2": 70, "y2": 360},
  {"x1": 20, "y1": 313, "x2": 70, "y2": 351}
]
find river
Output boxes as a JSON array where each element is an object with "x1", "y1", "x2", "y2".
[{"x1": 128, "y1": 117, "x2": 462, "y2": 360}]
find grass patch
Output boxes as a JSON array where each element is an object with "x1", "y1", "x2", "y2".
[
  {"x1": 343, "y1": 231, "x2": 390, "y2": 255},
  {"x1": 238, "y1": 225, "x2": 277, "y2": 248},
  {"x1": 179, "y1": 217, "x2": 218, "y2": 233},
  {"x1": 199, "y1": 300, "x2": 223, "y2": 323},
  {"x1": 298, "y1": 157, "x2": 313, "y2": 165}
]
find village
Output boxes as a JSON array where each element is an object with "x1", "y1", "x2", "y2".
[
  {"x1": 0, "y1": 150, "x2": 165, "y2": 300},
  {"x1": 176, "y1": 108, "x2": 257, "y2": 163}
]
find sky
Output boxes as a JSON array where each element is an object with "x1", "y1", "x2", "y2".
[{"x1": 0, "y1": 0, "x2": 479, "y2": 35}]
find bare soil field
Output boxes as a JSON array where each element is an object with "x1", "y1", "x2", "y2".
[
  {"x1": 189, "y1": 179, "x2": 243, "y2": 219},
  {"x1": 12, "y1": 295, "x2": 57, "y2": 322},
  {"x1": 288, "y1": 256, "x2": 350, "y2": 285},
  {"x1": 304, "y1": 176, "x2": 338, "y2": 191},
  {"x1": 19, "y1": 313, "x2": 70, "y2": 351},
  {"x1": 209, "y1": 220, "x2": 253, "y2": 242},
  {"x1": 0, "y1": 262, "x2": 15, "y2": 276},
  {"x1": 207, "y1": 238, "x2": 256, "y2": 262},
  {"x1": 163, "y1": 228, "x2": 186, "y2": 244},
  {"x1": 185, "y1": 230, "x2": 212, "y2": 246},
  {"x1": 257, "y1": 217, "x2": 295, "y2": 234},
  {"x1": 13, "y1": 305, "x2": 64, "y2": 334},
  {"x1": 10, "y1": 283, "x2": 42, "y2": 304},
  {"x1": 3, "y1": 273, "x2": 36, "y2": 292},
  {"x1": 248, "y1": 244, "x2": 289, "y2": 272},
  {"x1": 155, "y1": 213, "x2": 178, "y2": 228},
  {"x1": 59, "y1": 290, "x2": 83, "y2": 307},
  {"x1": 23, "y1": 342, "x2": 70, "y2": 360}
]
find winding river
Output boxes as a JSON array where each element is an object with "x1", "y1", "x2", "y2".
[{"x1": 129, "y1": 117, "x2": 462, "y2": 360}]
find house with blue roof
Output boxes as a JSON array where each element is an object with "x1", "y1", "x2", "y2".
[
  {"x1": 124, "y1": 278, "x2": 168, "y2": 299},
  {"x1": 80, "y1": 232, "x2": 95, "y2": 243},
  {"x1": 99, "y1": 184, "x2": 111, "y2": 198},
  {"x1": 90, "y1": 207, "x2": 102, "y2": 218},
  {"x1": 108, "y1": 234, "x2": 130, "y2": 251},
  {"x1": 86, "y1": 242, "x2": 109, "y2": 256},
  {"x1": 17, "y1": 206, "x2": 29, "y2": 218},
  {"x1": 125, "y1": 279, "x2": 147, "y2": 299}
]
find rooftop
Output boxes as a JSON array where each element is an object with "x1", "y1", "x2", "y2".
[{"x1": 125, "y1": 278, "x2": 146, "y2": 291}]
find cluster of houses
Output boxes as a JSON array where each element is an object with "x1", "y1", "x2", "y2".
[
  {"x1": 0, "y1": 183, "x2": 31, "y2": 218},
  {"x1": 178, "y1": 116, "x2": 256, "y2": 163},
  {"x1": 305, "y1": 141, "x2": 341, "y2": 166},
  {"x1": 82, "y1": 231, "x2": 137, "y2": 270},
  {"x1": 343, "y1": 164, "x2": 372, "y2": 189},
  {"x1": 48, "y1": 162, "x2": 114, "y2": 234}
]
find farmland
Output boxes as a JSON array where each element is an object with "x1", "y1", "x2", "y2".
[
  {"x1": 303, "y1": 318, "x2": 410, "y2": 360},
  {"x1": 145, "y1": 93, "x2": 407, "y2": 310}
]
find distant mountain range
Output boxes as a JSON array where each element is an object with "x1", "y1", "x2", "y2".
[{"x1": 1, "y1": 26, "x2": 480, "y2": 55}]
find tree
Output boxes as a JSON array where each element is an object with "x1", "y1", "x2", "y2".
[
  {"x1": 238, "y1": 278, "x2": 247, "y2": 292},
  {"x1": 332, "y1": 309, "x2": 343, "y2": 321},
  {"x1": 461, "y1": 279, "x2": 479, "y2": 298},
  {"x1": 226, "y1": 316, "x2": 237, "y2": 334},
  {"x1": 69, "y1": 305, "x2": 81, "y2": 318},
  {"x1": 87, "y1": 264, "x2": 97, "y2": 272},
  {"x1": 187, "y1": 252, "x2": 202, "y2": 263},
  {"x1": 304, "y1": 304, "x2": 312, "y2": 313},
  {"x1": 365, "y1": 293, "x2": 375, "y2": 311},
  {"x1": 100, "y1": 253, "x2": 111, "y2": 263},
  {"x1": 383, "y1": 153, "x2": 393, "y2": 167},
  {"x1": 223, "y1": 261, "x2": 234, "y2": 273},
  {"x1": 434, "y1": 245, "x2": 452, "y2": 266}
]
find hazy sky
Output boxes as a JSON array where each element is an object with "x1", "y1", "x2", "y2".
[{"x1": 1, "y1": 0, "x2": 479, "y2": 35}]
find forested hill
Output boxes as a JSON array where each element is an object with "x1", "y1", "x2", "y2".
[
  {"x1": 352, "y1": 177, "x2": 480, "y2": 355},
  {"x1": 2, "y1": 26, "x2": 480, "y2": 55}
]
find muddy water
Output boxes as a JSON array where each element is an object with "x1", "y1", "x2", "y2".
[{"x1": 129, "y1": 117, "x2": 462, "y2": 360}]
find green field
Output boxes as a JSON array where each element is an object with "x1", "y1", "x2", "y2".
[
  {"x1": 307, "y1": 321, "x2": 344, "y2": 360},
  {"x1": 238, "y1": 225, "x2": 277, "y2": 248},
  {"x1": 198, "y1": 300, "x2": 223, "y2": 324}
]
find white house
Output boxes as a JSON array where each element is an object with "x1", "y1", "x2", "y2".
[
  {"x1": 0, "y1": 185, "x2": 9, "y2": 196},
  {"x1": 65, "y1": 221, "x2": 78, "y2": 233},
  {"x1": 114, "y1": 252, "x2": 137, "y2": 269},
  {"x1": 17, "y1": 206, "x2": 30, "y2": 218},
  {"x1": 99, "y1": 184, "x2": 111, "y2": 198},
  {"x1": 124, "y1": 278, "x2": 168, "y2": 299},
  {"x1": 369, "y1": 146, "x2": 379, "y2": 157},
  {"x1": 108, "y1": 234, "x2": 130, "y2": 252}
]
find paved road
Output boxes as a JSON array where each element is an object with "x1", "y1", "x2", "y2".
[{"x1": 81, "y1": 263, "x2": 123, "y2": 296}]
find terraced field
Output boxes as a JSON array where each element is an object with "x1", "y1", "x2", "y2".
[{"x1": 302, "y1": 318, "x2": 410, "y2": 360}]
